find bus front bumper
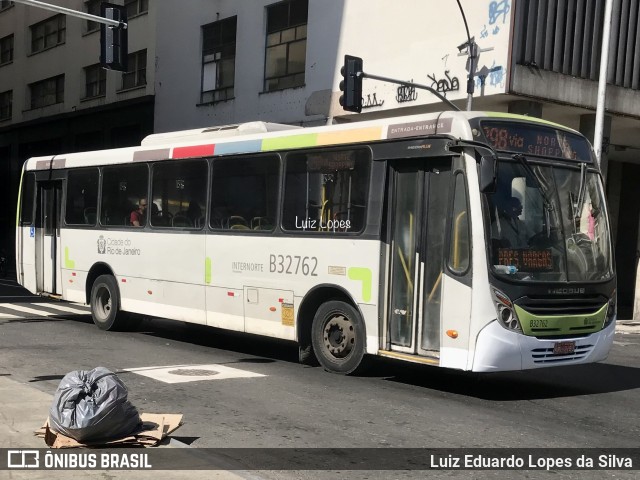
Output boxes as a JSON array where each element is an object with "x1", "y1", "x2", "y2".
[{"x1": 472, "y1": 319, "x2": 616, "y2": 372}]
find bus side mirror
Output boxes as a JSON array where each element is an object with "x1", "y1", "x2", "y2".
[{"x1": 479, "y1": 154, "x2": 497, "y2": 193}]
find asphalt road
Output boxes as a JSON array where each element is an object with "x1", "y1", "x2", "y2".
[{"x1": 1, "y1": 276, "x2": 639, "y2": 479}]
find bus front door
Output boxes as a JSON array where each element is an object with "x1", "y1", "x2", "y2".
[
  {"x1": 388, "y1": 160, "x2": 452, "y2": 358},
  {"x1": 36, "y1": 181, "x2": 63, "y2": 295}
]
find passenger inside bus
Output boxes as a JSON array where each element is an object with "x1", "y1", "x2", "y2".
[
  {"x1": 130, "y1": 198, "x2": 147, "y2": 227},
  {"x1": 186, "y1": 200, "x2": 203, "y2": 228}
]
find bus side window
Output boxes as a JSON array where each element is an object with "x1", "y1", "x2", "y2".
[
  {"x1": 101, "y1": 164, "x2": 149, "y2": 227},
  {"x1": 210, "y1": 155, "x2": 279, "y2": 232},
  {"x1": 151, "y1": 159, "x2": 207, "y2": 229},
  {"x1": 20, "y1": 173, "x2": 35, "y2": 225},
  {"x1": 281, "y1": 148, "x2": 370, "y2": 233},
  {"x1": 448, "y1": 172, "x2": 471, "y2": 274},
  {"x1": 65, "y1": 168, "x2": 99, "y2": 226}
]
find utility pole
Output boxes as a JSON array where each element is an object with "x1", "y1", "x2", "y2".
[{"x1": 593, "y1": 0, "x2": 614, "y2": 166}]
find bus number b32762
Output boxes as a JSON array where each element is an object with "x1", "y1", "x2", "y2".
[{"x1": 269, "y1": 255, "x2": 318, "y2": 276}]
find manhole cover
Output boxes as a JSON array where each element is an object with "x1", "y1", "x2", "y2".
[{"x1": 168, "y1": 368, "x2": 219, "y2": 377}]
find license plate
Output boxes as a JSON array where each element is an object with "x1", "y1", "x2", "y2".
[{"x1": 553, "y1": 341, "x2": 576, "y2": 355}]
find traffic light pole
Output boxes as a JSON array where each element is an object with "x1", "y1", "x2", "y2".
[
  {"x1": 361, "y1": 72, "x2": 461, "y2": 112},
  {"x1": 12, "y1": 0, "x2": 127, "y2": 29}
]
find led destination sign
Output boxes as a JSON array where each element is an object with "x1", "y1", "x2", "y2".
[
  {"x1": 496, "y1": 248, "x2": 553, "y2": 272},
  {"x1": 481, "y1": 121, "x2": 593, "y2": 162}
]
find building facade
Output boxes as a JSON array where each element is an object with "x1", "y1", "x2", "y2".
[{"x1": 1, "y1": 0, "x2": 640, "y2": 317}]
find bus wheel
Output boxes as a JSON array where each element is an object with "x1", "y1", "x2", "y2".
[
  {"x1": 90, "y1": 275, "x2": 125, "y2": 331},
  {"x1": 311, "y1": 300, "x2": 366, "y2": 375},
  {"x1": 298, "y1": 343, "x2": 319, "y2": 366}
]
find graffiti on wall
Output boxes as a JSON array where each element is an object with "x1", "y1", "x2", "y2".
[
  {"x1": 396, "y1": 82, "x2": 418, "y2": 103},
  {"x1": 361, "y1": 93, "x2": 385, "y2": 109},
  {"x1": 427, "y1": 71, "x2": 460, "y2": 94}
]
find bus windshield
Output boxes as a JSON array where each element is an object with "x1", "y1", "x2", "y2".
[{"x1": 486, "y1": 159, "x2": 614, "y2": 282}]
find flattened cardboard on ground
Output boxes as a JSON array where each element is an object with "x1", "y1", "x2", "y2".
[{"x1": 34, "y1": 413, "x2": 183, "y2": 449}]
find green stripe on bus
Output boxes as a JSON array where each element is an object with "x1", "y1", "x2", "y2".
[
  {"x1": 16, "y1": 169, "x2": 24, "y2": 227},
  {"x1": 64, "y1": 247, "x2": 75, "y2": 269},
  {"x1": 515, "y1": 303, "x2": 607, "y2": 337},
  {"x1": 261, "y1": 134, "x2": 318, "y2": 151},
  {"x1": 205, "y1": 257, "x2": 212, "y2": 284},
  {"x1": 348, "y1": 267, "x2": 372, "y2": 303}
]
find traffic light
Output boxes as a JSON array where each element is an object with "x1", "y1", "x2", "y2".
[
  {"x1": 100, "y1": 3, "x2": 128, "y2": 72},
  {"x1": 339, "y1": 55, "x2": 363, "y2": 113}
]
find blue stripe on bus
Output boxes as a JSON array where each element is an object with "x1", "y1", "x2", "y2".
[{"x1": 214, "y1": 140, "x2": 263, "y2": 156}]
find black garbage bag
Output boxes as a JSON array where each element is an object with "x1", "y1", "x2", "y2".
[{"x1": 49, "y1": 367, "x2": 141, "y2": 442}]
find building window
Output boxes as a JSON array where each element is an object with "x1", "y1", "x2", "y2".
[
  {"x1": 0, "y1": 90, "x2": 11, "y2": 120},
  {"x1": 121, "y1": 49, "x2": 146, "y2": 90},
  {"x1": 124, "y1": 0, "x2": 148, "y2": 17},
  {"x1": 31, "y1": 15, "x2": 66, "y2": 53},
  {"x1": 29, "y1": 75, "x2": 64, "y2": 109},
  {"x1": 201, "y1": 16, "x2": 236, "y2": 104},
  {"x1": 264, "y1": 0, "x2": 308, "y2": 92},
  {"x1": 84, "y1": 64, "x2": 106, "y2": 98},
  {"x1": 0, "y1": 1, "x2": 13, "y2": 12},
  {"x1": 85, "y1": 0, "x2": 100, "y2": 33},
  {"x1": 0, "y1": 34, "x2": 12, "y2": 65}
]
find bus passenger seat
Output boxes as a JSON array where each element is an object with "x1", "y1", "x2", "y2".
[
  {"x1": 228, "y1": 216, "x2": 248, "y2": 229},
  {"x1": 251, "y1": 216, "x2": 272, "y2": 230},
  {"x1": 172, "y1": 215, "x2": 193, "y2": 228}
]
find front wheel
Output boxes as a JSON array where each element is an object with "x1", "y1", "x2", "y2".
[
  {"x1": 311, "y1": 300, "x2": 367, "y2": 375},
  {"x1": 90, "y1": 274, "x2": 128, "y2": 331}
]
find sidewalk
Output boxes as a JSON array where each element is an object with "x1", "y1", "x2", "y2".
[
  {"x1": 0, "y1": 376, "x2": 246, "y2": 479},
  {"x1": 615, "y1": 319, "x2": 640, "y2": 335}
]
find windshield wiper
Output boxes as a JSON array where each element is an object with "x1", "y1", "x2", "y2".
[
  {"x1": 513, "y1": 154, "x2": 553, "y2": 236},
  {"x1": 571, "y1": 162, "x2": 588, "y2": 233}
]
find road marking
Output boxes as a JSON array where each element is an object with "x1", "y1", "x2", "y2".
[
  {"x1": 0, "y1": 302, "x2": 90, "y2": 318},
  {"x1": 0, "y1": 304, "x2": 59, "y2": 317},
  {"x1": 37, "y1": 304, "x2": 90, "y2": 315},
  {"x1": 123, "y1": 364, "x2": 266, "y2": 384}
]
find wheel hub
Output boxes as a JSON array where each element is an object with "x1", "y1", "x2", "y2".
[
  {"x1": 323, "y1": 314, "x2": 355, "y2": 359},
  {"x1": 96, "y1": 286, "x2": 112, "y2": 321}
]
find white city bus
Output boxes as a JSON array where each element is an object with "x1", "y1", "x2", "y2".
[{"x1": 15, "y1": 111, "x2": 616, "y2": 374}]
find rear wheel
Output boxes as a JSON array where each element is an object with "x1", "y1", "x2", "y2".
[
  {"x1": 298, "y1": 343, "x2": 319, "y2": 366},
  {"x1": 90, "y1": 274, "x2": 129, "y2": 331},
  {"x1": 311, "y1": 300, "x2": 366, "y2": 374}
]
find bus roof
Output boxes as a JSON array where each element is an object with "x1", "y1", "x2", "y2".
[{"x1": 23, "y1": 111, "x2": 581, "y2": 171}]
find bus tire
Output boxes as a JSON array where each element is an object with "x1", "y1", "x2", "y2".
[
  {"x1": 90, "y1": 274, "x2": 126, "y2": 331},
  {"x1": 311, "y1": 300, "x2": 366, "y2": 375},
  {"x1": 298, "y1": 343, "x2": 320, "y2": 366}
]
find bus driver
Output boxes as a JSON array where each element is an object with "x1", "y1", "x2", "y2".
[{"x1": 493, "y1": 196, "x2": 532, "y2": 248}]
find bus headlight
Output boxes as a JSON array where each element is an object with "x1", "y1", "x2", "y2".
[
  {"x1": 604, "y1": 289, "x2": 616, "y2": 327},
  {"x1": 492, "y1": 288, "x2": 522, "y2": 332}
]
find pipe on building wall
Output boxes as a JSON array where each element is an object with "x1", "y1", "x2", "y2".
[{"x1": 593, "y1": 0, "x2": 614, "y2": 165}]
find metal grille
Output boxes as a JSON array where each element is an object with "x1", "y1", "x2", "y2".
[{"x1": 514, "y1": 0, "x2": 640, "y2": 90}]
